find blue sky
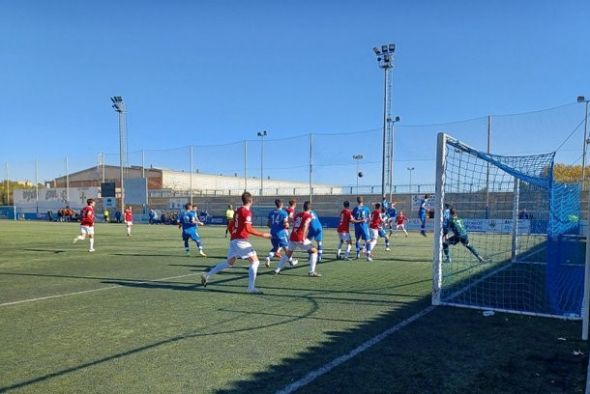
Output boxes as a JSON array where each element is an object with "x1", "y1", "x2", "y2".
[{"x1": 0, "y1": 0, "x2": 588, "y2": 187}]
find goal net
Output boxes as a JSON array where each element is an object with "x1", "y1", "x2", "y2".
[{"x1": 432, "y1": 133, "x2": 584, "y2": 319}]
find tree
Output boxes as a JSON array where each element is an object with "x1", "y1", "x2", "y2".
[
  {"x1": 553, "y1": 164, "x2": 582, "y2": 184},
  {"x1": 0, "y1": 181, "x2": 42, "y2": 205}
]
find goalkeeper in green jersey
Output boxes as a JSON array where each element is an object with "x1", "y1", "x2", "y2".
[{"x1": 443, "y1": 208, "x2": 486, "y2": 263}]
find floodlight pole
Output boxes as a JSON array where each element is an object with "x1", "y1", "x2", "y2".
[
  {"x1": 309, "y1": 133, "x2": 313, "y2": 202},
  {"x1": 407, "y1": 167, "x2": 415, "y2": 201},
  {"x1": 111, "y1": 96, "x2": 127, "y2": 214},
  {"x1": 65, "y1": 156, "x2": 70, "y2": 205},
  {"x1": 243, "y1": 140, "x2": 248, "y2": 191},
  {"x1": 373, "y1": 43, "x2": 396, "y2": 198},
  {"x1": 257, "y1": 130, "x2": 267, "y2": 195},
  {"x1": 35, "y1": 159, "x2": 39, "y2": 214},
  {"x1": 189, "y1": 145, "x2": 194, "y2": 204},
  {"x1": 4, "y1": 162, "x2": 9, "y2": 206}
]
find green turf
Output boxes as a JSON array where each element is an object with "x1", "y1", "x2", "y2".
[{"x1": 0, "y1": 221, "x2": 587, "y2": 393}]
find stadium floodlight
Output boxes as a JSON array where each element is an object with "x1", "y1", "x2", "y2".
[
  {"x1": 257, "y1": 130, "x2": 267, "y2": 195},
  {"x1": 373, "y1": 47, "x2": 381, "y2": 55},
  {"x1": 578, "y1": 96, "x2": 590, "y2": 190},
  {"x1": 407, "y1": 167, "x2": 415, "y2": 194},
  {"x1": 111, "y1": 96, "x2": 127, "y2": 213},
  {"x1": 373, "y1": 43, "x2": 396, "y2": 198}
]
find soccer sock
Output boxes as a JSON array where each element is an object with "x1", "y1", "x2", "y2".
[
  {"x1": 248, "y1": 260, "x2": 259, "y2": 290},
  {"x1": 184, "y1": 240, "x2": 189, "y2": 249},
  {"x1": 89, "y1": 238, "x2": 94, "y2": 249},
  {"x1": 355, "y1": 240, "x2": 360, "y2": 253},
  {"x1": 76, "y1": 235, "x2": 85, "y2": 241},
  {"x1": 345, "y1": 244, "x2": 351, "y2": 257},
  {"x1": 275, "y1": 255, "x2": 289, "y2": 272},
  {"x1": 337, "y1": 240, "x2": 343, "y2": 256},
  {"x1": 317, "y1": 241, "x2": 323, "y2": 260},
  {"x1": 385, "y1": 238, "x2": 390, "y2": 248},
  {"x1": 366, "y1": 241, "x2": 374, "y2": 255},
  {"x1": 267, "y1": 250, "x2": 275, "y2": 259},
  {"x1": 309, "y1": 252, "x2": 318, "y2": 273},
  {"x1": 443, "y1": 244, "x2": 449, "y2": 259},
  {"x1": 208, "y1": 261, "x2": 230, "y2": 278},
  {"x1": 466, "y1": 244, "x2": 482, "y2": 260},
  {"x1": 127, "y1": 227, "x2": 131, "y2": 235}
]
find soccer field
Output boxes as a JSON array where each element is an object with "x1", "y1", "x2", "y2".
[{"x1": 0, "y1": 221, "x2": 587, "y2": 393}]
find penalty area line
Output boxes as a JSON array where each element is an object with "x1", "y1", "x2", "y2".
[
  {"x1": 276, "y1": 304, "x2": 436, "y2": 394},
  {"x1": 0, "y1": 272, "x2": 200, "y2": 307}
]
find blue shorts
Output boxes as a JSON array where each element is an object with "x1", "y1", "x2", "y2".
[
  {"x1": 378, "y1": 228, "x2": 387, "y2": 238},
  {"x1": 419, "y1": 211, "x2": 427, "y2": 222},
  {"x1": 354, "y1": 226, "x2": 369, "y2": 241},
  {"x1": 182, "y1": 230, "x2": 200, "y2": 242},
  {"x1": 307, "y1": 228, "x2": 323, "y2": 242},
  {"x1": 271, "y1": 234, "x2": 289, "y2": 251}
]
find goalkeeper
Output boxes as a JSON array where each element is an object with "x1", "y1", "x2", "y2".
[{"x1": 443, "y1": 208, "x2": 486, "y2": 263}]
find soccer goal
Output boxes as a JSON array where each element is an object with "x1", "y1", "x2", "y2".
[{"x1": 432, "y1": 133, "x2": 585, "y2": 324}]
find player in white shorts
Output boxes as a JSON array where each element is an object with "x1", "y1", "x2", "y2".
[
  {"x1": 274, "y1": 201, "x2": 320, "y2": 277},
  {"x1": 73, "y1": 198, "x2": 96, "y2": 252},
  {"x1": 123, "y1": 206, "x2": 133, "y2": 236},
  {"x1": 201, "y1": 192, "x2": 270, "y2": 294},
  {"x1": 336, "y1": 200, "x2": 359, "y2": 260}
]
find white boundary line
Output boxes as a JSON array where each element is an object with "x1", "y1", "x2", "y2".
[
  {"x1": 275, "y1": 305, "x2": 436, "y2": 394},
  {"x1": 0, "y1": 272, "x2": 199, "y2": 307}
]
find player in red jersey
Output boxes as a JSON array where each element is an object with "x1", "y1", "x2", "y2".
[
  {"x1": 285, "y1": 199, "x2": 297, "y2": 227},
  {"x1": 395, "y1": 210, "x2": 409, "y2": 237},
  {"x1": 201, "y1": 191, "x2": 270, "y2": 294},
  {"x1": 367, "y1": 202, "x2": 386, "y2": 260},
  {"x1": 336, "y1": 200, "x2": 357, "y2": 260},
  {"x1": 124, "y1": 206, "x2": 133, "y2": 236},
  {"x1": 73, "y1": 199, "x2": 96, "y2": 252},
  {"x1": 274, "y1": 201, "x2": 321, "y2": 277}
]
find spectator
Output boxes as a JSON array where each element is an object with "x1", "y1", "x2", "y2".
[
  {"x1": 518, "y1": 208, "x2": 530, "y2": 220},
  {"x1": 103, "y1": 209, "x2": 110, "y2": 223},
  {"x1": 115, "y1": 210, "x2": 122, "y2": 223},
  {"x1": 149, "y1": 209, "x2": 156, "y2": 224}
]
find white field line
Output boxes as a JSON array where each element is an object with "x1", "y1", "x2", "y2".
[
  {"x1": 0, "y1": 272, "x2": 199, "y2": 307},
  {"x1": 275, "y1": 305, "x2": 436, "y2": 394}
]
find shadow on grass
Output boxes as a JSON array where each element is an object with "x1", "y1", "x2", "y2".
[
  {"x1": 100, "y1": 278, "x2": 417, "y2": 307},
  {"x1": 109, "y1": 252, "x2": 198, "y2": 258},
  {"x1": 2, "y1": 246, "x2": 587, "y2": 393},
  {"x1": 0, "y1": 271, "x2": 204, "y2": 286},
  {"x1": 0, "y1": 288, "x2": 326, "y2": 393},
  {"x1": 22, "y1": 248, "x2": 67, "y2": 254}
]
